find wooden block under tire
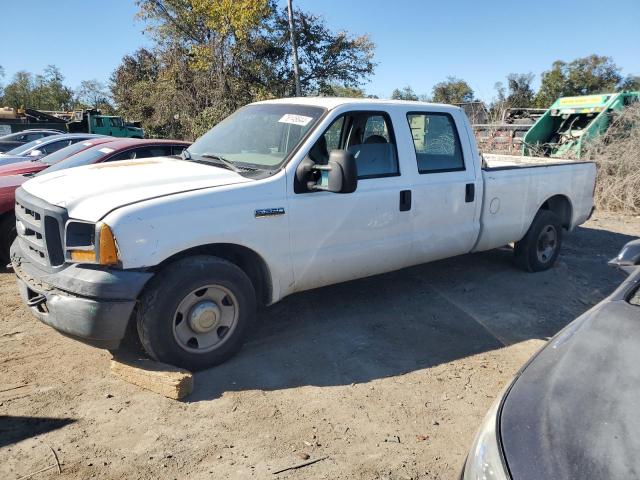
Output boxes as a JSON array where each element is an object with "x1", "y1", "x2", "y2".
[{"x1": 110, "y1": 353, "x2": 193, "y2": 400}]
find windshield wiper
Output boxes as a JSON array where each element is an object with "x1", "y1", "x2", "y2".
[{"x1": 199, "y1": 154, "x2": 242, "y2": 173}]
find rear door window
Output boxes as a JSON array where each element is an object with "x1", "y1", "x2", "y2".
[
  {"x1": 171, "y1": 145, "x2": 187, "y2": 156},
  {"x1": 106, "y1": 149, "x2": 136, "y2": 161},
  {"x1": 132, "y1": 146, "x2": 172, "y2": 158},
  {"x1": 407, "y1": 112, "x2": 465, "y2": 173}
]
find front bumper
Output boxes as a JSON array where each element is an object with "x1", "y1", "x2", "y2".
[{"x1": 11, "y1": 242, "x2": 153, "y2": 349}]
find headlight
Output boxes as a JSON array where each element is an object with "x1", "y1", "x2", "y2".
[
  {"x1": 462, "y1": 390, "x2": 509, "y2": 480},
  {"x1": 65, "y1": 221, "x2": 120, "y2": 266}
]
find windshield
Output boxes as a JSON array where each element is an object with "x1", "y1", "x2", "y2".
[
  {"x1": 4, "y1": 138, "x2": 48, "y2": 156},
  {"x1": 40, "y1": 140, "x2": 111, "y2": 165},
  {"x1": 39, "y1": 145, "x2": 114, "y2": 175},
  {"x1": 188, "y1": 104, "x2": 324, "y2": 169}
]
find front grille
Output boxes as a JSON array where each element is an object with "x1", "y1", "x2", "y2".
[{"x1": 15, "y1": 188, "x2": 68, "y2": 271}]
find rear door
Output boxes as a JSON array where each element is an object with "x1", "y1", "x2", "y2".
[
  {"x1": 287, "y1": 109, "x2": 413, "y2": 292},
  {"x1": 404, "y1": 110, "x2": 480, "y2": 263}
]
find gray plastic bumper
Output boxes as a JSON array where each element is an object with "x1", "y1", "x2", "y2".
[{"x1": 12, "y1": 242, "x2": 153, "y2": 350}]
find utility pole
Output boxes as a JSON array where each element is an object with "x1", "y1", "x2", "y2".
[{"x1": 287, "y1": 0, "x2": 302, "y2": 96}]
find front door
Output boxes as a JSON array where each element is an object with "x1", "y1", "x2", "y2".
[{"x1": 287, "y1": 111, "x2": 412, "y2": 292}]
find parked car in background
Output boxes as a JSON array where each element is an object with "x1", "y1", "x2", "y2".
[
  {"x1": 0, "y1": 129, "x2": 66, "y2": 153},
  {"x1": 0, "y1": 133, "x2": 105, "y2": 166},
  {"x1": 0, "y1": 138, "x2": 190, "y2": 263},
  {"x1": 0, "y1": 137, "x2": 117, "y2": 177},
  {"x1": 39, "y1": 138, "x2": 190, "y2": 175},
  {"x1": 461, "y1": 239, "x2": 640, "y2": 480}
]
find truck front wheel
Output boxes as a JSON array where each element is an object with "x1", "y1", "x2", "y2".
[
  {"x1": 136, "y1": 255, "x2": 256, "y2": 370},
  {"x1": 514, "y1": 210, "x2": 563, "y2": 272}
]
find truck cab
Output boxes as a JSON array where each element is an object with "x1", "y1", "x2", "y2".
[
  {"x1": 11, "y1": 98, "x2": 596, "y2": 370},
  {"x1": 67, "y1": 109, "x2": 144, "y2": 138}
]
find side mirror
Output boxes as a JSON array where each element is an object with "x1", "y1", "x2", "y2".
[
  {"x1": 609, "y1": 239, "x2": 640, "y2": 275},
  {"x1": 29, "y1": 149, "x2": 42, "y2": 157},
  {"x1": 296, "y1": 149, "x2": 358, "y2": 194}
]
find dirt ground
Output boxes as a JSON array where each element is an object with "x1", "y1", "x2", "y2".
[{"x1": 1, "y1": 211, "x2": 639, "y2": 480}]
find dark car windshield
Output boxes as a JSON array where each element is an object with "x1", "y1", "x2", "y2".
[
  {"x1": 40, "y1": 140, "x2": 112, "y2": 165},
  {"x1": 187, "y1": 104, "x2": 324, "y2": 169},
  {"x1": 39, "y1": 144, "x2": 114, "y2": 175}
]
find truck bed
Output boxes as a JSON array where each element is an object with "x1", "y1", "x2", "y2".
[
  {"x1": 473, "y1": 154, "x2": 596, "y2": 253},
  {"x1": 482, "y1": 153, "x2": 580, "y2": 170}
]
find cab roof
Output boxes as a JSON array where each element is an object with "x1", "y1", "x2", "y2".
[{"x1": 253, "y1": 96, "x2": 462, "y2": 112}]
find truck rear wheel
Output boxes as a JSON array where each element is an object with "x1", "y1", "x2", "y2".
[
  {"x1": 136, "y1": 255, "x2": 256, "y2": 370},
  {"x1": 514, "y1": 210, "x2": 563, "y2": 272}
]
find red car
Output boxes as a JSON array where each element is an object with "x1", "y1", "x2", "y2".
[{"x1": 0, "y1": 138, "x2": 190, "y2": 263}]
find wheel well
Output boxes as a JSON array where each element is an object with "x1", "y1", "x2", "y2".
[
  {"x1": 539, "y1": 195, "x2": 572, "y2": 229},
  {"x1": 154, "y1": 244, "x2": 273, "y2": 306}
]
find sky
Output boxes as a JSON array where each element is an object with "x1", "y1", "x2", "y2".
[{"x1": 1, "y1": 0, "x2": 639, "y2": 102}]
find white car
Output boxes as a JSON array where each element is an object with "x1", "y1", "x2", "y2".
[{"x1": 11, "y1": 98, "x2": 596, "y2": 370}]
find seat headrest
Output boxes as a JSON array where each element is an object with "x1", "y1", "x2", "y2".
[{"x1": 364, "y1": 134, "x2": 387, "y2": 144}]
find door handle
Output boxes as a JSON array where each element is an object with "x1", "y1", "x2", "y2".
[
  {"x1": 400, "y1": 190, "x2": 412, "y2": 211},
  {"x1": 465, "y1": 183, "x2": 475, "y2": 203}
]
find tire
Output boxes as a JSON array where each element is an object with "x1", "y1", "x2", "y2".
[
  {"x1": 0, "y1": 214, "x2": 16, "y2": 267},
  {"x1": 136, "y1": 255, "x2": 256, "y2": 370},
  {"x1": 514, "y1": 210, "x2": 563, "y2": 272}
]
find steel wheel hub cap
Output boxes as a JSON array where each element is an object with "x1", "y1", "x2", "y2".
[
  {"x1": 188, "y1": 301, "x2": 221, "y2": 333},
  {"x1": 172, "y1": 285, "x2": 239, "y2": 352},
  {"x1": 536, "y1": 225, "x2": 558, "y2": 263}
]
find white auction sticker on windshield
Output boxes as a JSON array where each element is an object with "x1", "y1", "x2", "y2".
[
  {"x1": 278, "y1": 114, "x2": 313, "y2": 126},
  {"x1": 98, "y1": 147, "x2": 115, "y2": 154}
]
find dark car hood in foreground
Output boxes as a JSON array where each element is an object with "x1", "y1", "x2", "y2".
[{"x1": 500, "y1": 269, "x2": 640, "y2": 479}]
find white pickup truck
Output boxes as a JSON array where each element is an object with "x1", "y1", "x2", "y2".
[{"x1": 11, "y1": 98, "x2": 596, "y2": 370}]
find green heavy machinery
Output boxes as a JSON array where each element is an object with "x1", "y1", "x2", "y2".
[{"x1": 522, "y1": 91, "x2": 639, "y2": 158}]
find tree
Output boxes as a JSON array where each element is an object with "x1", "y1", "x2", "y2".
[
  {"x1": 76, "y1": 79, "x2": 113, "y2": 110},
  {"x1": 115, "y1": 0, "x2": 376, "y2": 138},
  {"x1": 391, "y1": 86, "x2": 418, "y2": 101},
  {"x1": 505, "y1": 73, "x2": 534, "y2": 108},
  {"x1": 3, "y1": 71, "x2": 34, "y2": 109},
  {"x1": 2, "y1": 66, "x2": 73, "y2": 110},
  {"x1": 322, "y1": 83, "x2": 366, "y2": 97},
  {"x1": 535, "y1": 55, "x2": 623, "y2": 107},
  {"x1": 620, "y1": 75, "x2": 640, "y2": 92},
  {"x1": 274, "y1": 7, "x2": 375, "y2": 97},
  {"x1": 32, "y1": 65, "x2": 74, "y2": 110},
  {"x1": 432, "y1": 77, "x2": 474, "y2": 104}
]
